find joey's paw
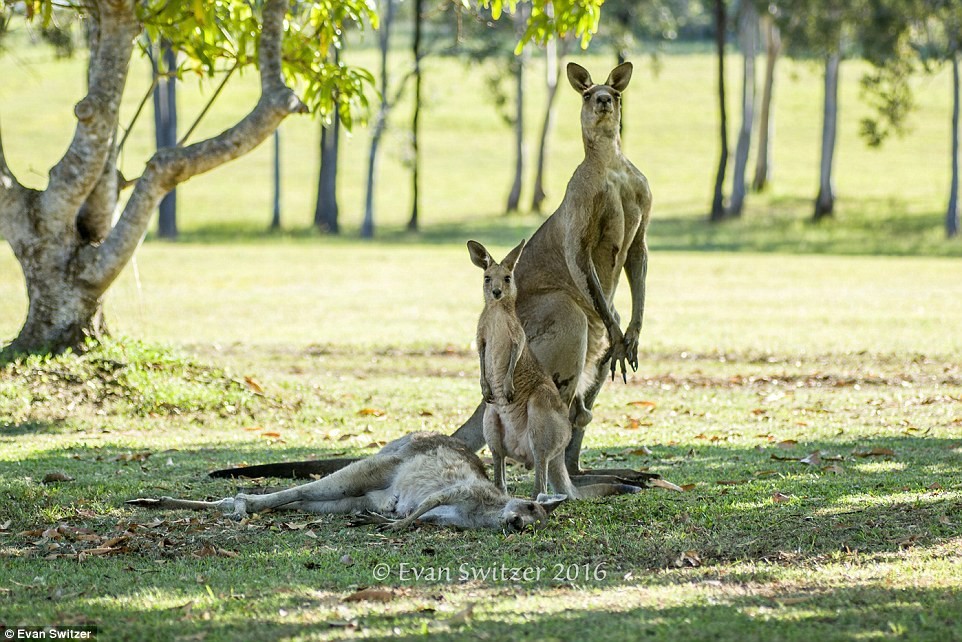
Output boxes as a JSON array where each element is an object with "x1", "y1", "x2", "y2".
[{"x1": 503, "y1": 387, "x2": 515, "y2": 404}]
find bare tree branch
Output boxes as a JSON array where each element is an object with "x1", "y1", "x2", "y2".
[
  {"x1": 40, "y1": 0, "x2": 139, "y2": 227},
  {"x1": 83, "y1": 0, "x2": 307, "y2": 290},
  {"x1": 76, "y1": 130, "x2": 120, "y2": 244},
  {"x1": 0, "y1": 114, "x2": 35, "y2": 252}
]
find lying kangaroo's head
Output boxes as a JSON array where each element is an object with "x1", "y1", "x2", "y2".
[
  {"x1": 500, "y1": 494, "x2": 567, "y2": 531},
  {"x1": 467, "y1": 239, "x2": 526, "y2": 304},
  {"x1": 567, "y1": 62, "x2": 632, "y2": 142}
]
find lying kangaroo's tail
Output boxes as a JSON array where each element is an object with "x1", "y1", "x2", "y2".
[{"x1": 208, "y1": 457, "x2": 361, "y2": 479}]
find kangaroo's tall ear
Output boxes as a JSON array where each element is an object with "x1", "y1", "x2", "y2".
[
  {"x1": 467, "y1": 240, "x2": 493, "y2": 270},
  {"x1": 501, "y1": 239, "x2": 526, "y2": 272},
  {"x1": 567, "y1": 62, "x2": 593, "y2": 93},
  {"x1": 535, "y1": 493, "x2": 568, "y2": 515},
  {"x1": 605, "y1": 62, "x2": 633, "y2": 92}
]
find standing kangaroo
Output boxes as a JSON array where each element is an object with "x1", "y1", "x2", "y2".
[
  {"x1": 206, "y1": 62, "x2": 653, "y2": 486},
  {"x1": 470, "y1": 239, "x2": 641, "y2": 501},
  {"x1": 129, "y1": 432, "x2": 565, "y2": 531},
  {"x1": 454, "y1": 61, "x2": 653, "y2": 483}
]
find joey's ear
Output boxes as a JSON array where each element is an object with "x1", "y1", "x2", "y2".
[
  {"x1": 535, "y1": 493, "x2": 568, "y2": 515},
  {"x1": 567, "y1": 62, "x2": 592, "y2": 93},
  {"x1": 467, "y1": 240, "x2": 493, "y2": 270},
  {"x1": 604, "y1": 62, "x2": 633, "y2": 92},
  {"x1": 501, "y1": 238, "x2": 526, "y2": 272}
]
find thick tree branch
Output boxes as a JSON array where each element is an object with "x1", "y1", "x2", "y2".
[
  {"x1": 0, "y1": 114, "x2": 31, "y2": 248},
  {"x1": 82, "y1": 0, "x2": 306, "y2": 290},
  {"x1": 41, "y1": 0, "x2": 139, "y2": 227},
  {"x1": 76, "y1": 131, "x2": 120, "y2": 244}
]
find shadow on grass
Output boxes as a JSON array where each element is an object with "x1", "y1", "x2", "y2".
[
  {"x1": 2, "y1": 435, "x2": 959, "y2": 569},
  {"x1": 150, "y1": 199, "x2": 962, "y2": 258}
]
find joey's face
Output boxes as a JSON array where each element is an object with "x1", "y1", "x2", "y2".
[
  {"x1": 483, "y1": 263, "x2": 516, "y2": 303},
  {"x1": 500, "y1": 499, "x2": 549, "y2": 532},
  {"x1": 467, "y1": 239, "x2": 525, "y2": 304}
]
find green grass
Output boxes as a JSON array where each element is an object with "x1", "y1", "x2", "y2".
[
  {"x1": 2, "y1": 29, "x2": 962, "y2": 642},
  {"x1": 1, "y1": 33, "x2": 960, "y2": 253},
  {"x1": 1, "y1": 248, "x2": 961, "y2": 640}
]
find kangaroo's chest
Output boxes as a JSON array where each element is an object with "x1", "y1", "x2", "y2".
[
  {"x1": 592, "y1": 167, "x2": 647, "y2": 281},
  {"x1": 481, "y1": 310, "x2": 526, "y2": 391}
]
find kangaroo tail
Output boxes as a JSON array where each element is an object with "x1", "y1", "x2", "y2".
[
  {"x1": 208, "y1": 457, "x2": 360, "y2": 479},
  {"x1": 572, "y1": 483, "x2": 643, "y2": 499}
]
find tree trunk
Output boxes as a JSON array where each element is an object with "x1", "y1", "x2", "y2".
[
  {"x1": 814, "y1": 52, "x2": 841, "y2": 221},
  {"x1": 531, "y1": 37, "x2": 563, "y2": 214},
  {"x1": 315, "y1": 117, "x2": 340, "y2": 233},
  {"x1": 948, "y1": 52, "x2": 960, "y2": 238},
  {"x1": 752, "y1": 13, "x2": 780, "y2": 192},
  {"x1": 314, "y1": 48, "x2": 340, "y2": 234},
  {"x1": 1, "y1": 0, "x2": 306, "y2": 357},
  {"x1": 153, "y1": 42, "x2": 178, "y2": 239},
  {"x1": 407, "y1": 0, "x2": 424, "y2": 232},
  {"x1": 727, "y1": 1, "x2": 757, "y2": 217},
  {"x1": 709, "y1": 0, "x2": 729, "y2": 222},
  {"x1": 270, "y1": 129, "x2": 281, "y2": 230},
  {"x1": 505, "y1": 6, "x2": 528, "y2": 214},
  {"x1": 362, "y1": 0, "x2": 395, "y2": 239}
]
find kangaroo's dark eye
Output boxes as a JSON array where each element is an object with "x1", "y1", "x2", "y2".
[
  {"x1": 484, "y1": 276, "x2": 491, "y2": 284},
  {"x1": 504, "y1": 276, "x2": 511, "y2": 283},
  {"x1": 583, "y1": 93, "x2": 590, "y2": 102},
  {"x1": 613, "y1": 93, "x2": 621, "y2": 101}
]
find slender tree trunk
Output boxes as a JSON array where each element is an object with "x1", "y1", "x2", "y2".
[
  {"x1": 315, "y1": 117, "x2": 340, "y2": 233},
  {"x1": 709, "y1": 0, "x2": 729, "y2": 222},
  {"x1": 153, "y1": 42, "x2": 177, "y2": 239},
  {"x1": 362, "y1": 0, "x2": 395, "y2": 239},
  {"x1": 948, "y1": 52, "x2": 960, "y2": 238},
  {"x1": 752, "y1": 14, "x2": 779, "y2": 192},
  {"x1": 505, "y1": 6, "x2": 528, "y2": 214},
  {"x1": 314, "y1": 48, "x2": 340, "y2": 234},
  {"x1": 727, "y1": 1, "x2": 757, "y2": 217},
  {"x1": 531, "y1": 37, "x2": 564, "y2": 214},
  {"x1": 814, "y1": 52, "x2": 841, "y2": 221},
  {"x1": 407, "y1": 0, "x2": 424, "y2": 232},
  {"x1": 270, "y1": 130, "x2": 281, "y2": 230}
]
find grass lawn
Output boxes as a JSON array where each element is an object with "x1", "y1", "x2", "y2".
[
  {"x1": 1, "y1": 246, "x2": 961, "y2": 640},
  {"x1": 1, "y1": 27, "x2": 961, "y2": 642}
]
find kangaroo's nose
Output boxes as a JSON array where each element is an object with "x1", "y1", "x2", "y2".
[
  {"x1": 492, "y1": 288, "x2": 502, "y2": 298},
  {"x1": 597, "y1": 94, "x2": 612, "y2": 107}
]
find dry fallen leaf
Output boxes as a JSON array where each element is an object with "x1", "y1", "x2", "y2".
[
  {"x1": 853, "y1": 447, "x2": 896, "y2": 458},
  {"x1": 260, "y1": 431, "x2": 282, "y2": 439},
  {"x1": 776, "y1": 439, "x2": 799, "y2": 449},
  {"x1": 679, "y1": 483, "x2": 697, "y2": 492},
  {"x1": 716, "y1": 480, "x2": 748, "y2": 486},
  {"x1": 821, "y1": 463, "x2": 844, "y2": 475},
  {"x1": 799, "y1": 452, "x2": 822, "y2": 466},
  {"x1": 627, "y1": 400, "x2": 657, "y2": 408},
  {"x1": 674, "y1": 550, "x2": 701, "y2": 567},
  {"x1": 244, "y1": 376, "x2": 265, "y2": 394},
  {"x1": 343, "y1": 587, "x2": 395, "y2": 603},
  {"x1": 651, "y1": 479, "x2": 684, "y2": 492},
  {"x1": 771, "y1": 492, "x2": 793, "y2": 503},
  {"x1": 357, "y1": 408, "x2": 386, "y2": 417},
  {"x1": 42, "y1": 471, "x2": 75, "y2": 484}
]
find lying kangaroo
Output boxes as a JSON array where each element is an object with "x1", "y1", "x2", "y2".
[
  {"x1": 470, "y1": 239, "x2": 639, "y2": 501},
  {"x1": 206, "y1": 62, "x2": 653, "y2": 486},
  {"x1": 128, "y1": 432, "x2": 565, "y2": 531}
]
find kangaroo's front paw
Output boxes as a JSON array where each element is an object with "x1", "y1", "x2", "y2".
[
  {"x1": 503, "y1": 384, "x2": 515, "y2": 404},
  {"x1": 623, "y1": 327, "x2": 640, "y2": 372}
]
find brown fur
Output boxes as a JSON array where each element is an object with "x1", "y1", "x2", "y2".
[
  {"x1": 469, "y1": 240, "x2": 641, "y2": 501},
  {"x1": 455, "y1": 62, "x2": 653, "y2": 481}
]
